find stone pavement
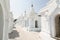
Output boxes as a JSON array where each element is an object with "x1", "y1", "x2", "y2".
[
  {"x1": 8, "y1": 24, "x2": 40, "y2": 40},
  {"x1": 8, "y1": 24, "x2": 56, "y2": 40}
]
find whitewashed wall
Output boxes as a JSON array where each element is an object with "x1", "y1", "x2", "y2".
[{"x1": 0, "y1": 0, "x2": 10, "y2": 40}]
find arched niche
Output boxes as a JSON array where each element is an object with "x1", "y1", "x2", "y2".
[{"x1": 0, "y1": 4, "x2": 4, "y2": 40}]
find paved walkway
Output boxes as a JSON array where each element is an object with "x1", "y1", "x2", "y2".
[{"x1": 9, "y1": 24, "x2": 40, "y2": 40}]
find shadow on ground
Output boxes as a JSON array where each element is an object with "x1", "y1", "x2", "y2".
[{"x1": 9, "y1": 30, "x2": 19, "y2": 39}]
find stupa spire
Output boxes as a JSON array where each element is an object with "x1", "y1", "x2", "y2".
[
  {"x1": 31, "y1": 4, "x2": 33, "y2": 7},
  {"x1": 24, "y1": 10, "x2": 26, "y2": 16}
]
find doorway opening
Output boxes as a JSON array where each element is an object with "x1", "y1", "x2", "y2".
[
  {"x1": 55, "y1": 14, "x2": 60, "y2": 38},
  {"x1": 35, "y1": 20, "x2": 38, "y2": 28}
]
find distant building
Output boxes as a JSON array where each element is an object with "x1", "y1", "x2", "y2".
[
  {"x1": 26, "y1": 4, "x2": 41, "y2": 32},
  {"x1": 16, "y1": 4, "x2": 41, "y2": 32}
]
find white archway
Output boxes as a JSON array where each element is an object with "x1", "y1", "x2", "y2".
[{"x1": 0, "y1": 4, "x2": 4, "y2": 40}]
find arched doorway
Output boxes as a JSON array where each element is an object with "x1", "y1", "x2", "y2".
[
  {"x1": 55, "y1": 14, "x2": 60, "y2": 38},
  {"x1": 0, "y1": 4, "x2": 4, "y2": 40},
  {"x1": 35, "y1": 20, "x2": 38, "y2": 28}
]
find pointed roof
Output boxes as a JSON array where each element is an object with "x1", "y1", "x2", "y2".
[{"x1": 28, "y1": 4, "x2": 37, "y2": 18}]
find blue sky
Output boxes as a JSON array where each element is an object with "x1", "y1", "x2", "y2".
[{"x1": 10, "y1": 0, "x2": 50, "y2": 19}]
